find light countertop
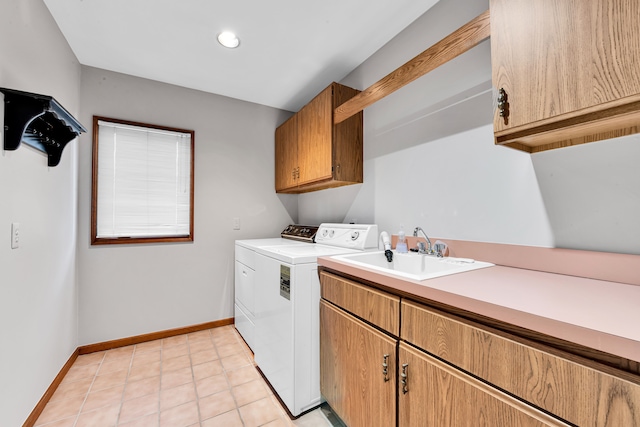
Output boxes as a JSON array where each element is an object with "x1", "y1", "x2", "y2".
[{"x1": 318, "y1": 255, "x2": 640, "y2": 363}]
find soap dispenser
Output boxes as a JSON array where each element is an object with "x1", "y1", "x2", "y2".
[{"x1": 396, "y1": 226, "x2": 408, "y2": 253}]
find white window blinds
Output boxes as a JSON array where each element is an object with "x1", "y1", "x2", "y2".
[{"x1": 96, "y1": 120, "x2": 192, "y2": 239}]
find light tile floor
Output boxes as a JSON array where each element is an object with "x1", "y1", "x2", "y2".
[{"x1": 35, "y1": 325, "x2": 334, "y2": 427}]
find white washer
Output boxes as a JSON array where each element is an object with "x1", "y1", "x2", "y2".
[
  {"x1": 237, "y1": 223, "x2": 378, "y2": 417},
  {"x1": 234, "y1": 237, "x2": 307, "y2": 352}
]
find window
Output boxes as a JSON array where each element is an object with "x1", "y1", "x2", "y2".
[{"x1": 91, "y1": 116, "x2": 194, "y2": 245}]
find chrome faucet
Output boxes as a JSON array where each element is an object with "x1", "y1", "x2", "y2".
[{"x1": 413, "y1": 227, "x2": 434, "y2": 255}]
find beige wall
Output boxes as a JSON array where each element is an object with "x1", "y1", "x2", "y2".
[
  {"x1": 77, "y1": 67, "x2": 297, "y2": 346},
  {"x1": 0, "y1": 1, "x2": 81, "y2": 424}
]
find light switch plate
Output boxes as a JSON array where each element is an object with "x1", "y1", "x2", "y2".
[
  {"x1": 233, "y1": 217, "x2": 240, "y2": 230},
  {"x1": 11, "y1": 222, "x2": 19, "y2": 249}
]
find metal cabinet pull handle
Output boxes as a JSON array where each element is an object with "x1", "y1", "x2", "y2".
[
  {"x1": 382, "y1": 354, "x2": 390, "y2": 382},
  {"x1": 401, "y1": 363, "x2": 409, "y2": 394},
  {"x1": 497, "y1": 88, "x2": 509, "y2": 123}
]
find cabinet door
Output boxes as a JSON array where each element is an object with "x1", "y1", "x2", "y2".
[
  {"x1": 398, "y1": 343, "x2": 568, "y2": 427},
  {"x1": 297, "y1": 85, "x2": 333, "y2": 186},
  {"x1": 275, "y1": 114, "x2": 298, "y2": 192},
  {"x1": 331, "y1": 84, "x2": 363, "y2": 185},
  {"x1": 320, "y1": 300, "x2": 396, "y2": 427},
  {"x1": 491, "y1": 0, "x2": 640, "y2": 132},
  {"x1": 491, "y1": 0, "x2": 590, "y2": 131},
  {"x1": 402, "y1": 300, "x2": 640, "y2": 427}
]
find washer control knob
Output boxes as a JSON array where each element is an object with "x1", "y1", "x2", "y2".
[
  {"x1": 329, "y1": 230, "x2": 335, "y2": 237},
  {"x1": 351, "y1": 231, "x2": 360, "y2": 240}
]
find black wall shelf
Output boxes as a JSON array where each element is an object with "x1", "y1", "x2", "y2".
[{"x1": 1, "y1": 87, "x2": 86, "y2": 166}]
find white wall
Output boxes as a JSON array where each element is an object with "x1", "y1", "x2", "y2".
[
  {"x1": 299, "y1": 0, "x2": 640, "y2": 256},
  {"x1": 77, "y1": 67, "x2": 297, "y2": 345},
  {"x1": 531, "y1": 135, "x2": 640, "y2": 253},
  {"x1": 0, "y1": 1, "x2": 81, "y2": 425}
]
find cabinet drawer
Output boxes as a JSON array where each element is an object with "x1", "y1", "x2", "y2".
[
  {"x1": 320, "y1": 271, "x2": 400, "y2": 336},
  {"x1": 401, "y1": 300, "x2": 640, "y2": 427}
]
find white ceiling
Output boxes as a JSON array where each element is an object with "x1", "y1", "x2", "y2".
[{"x1": 43, "y1": 0, "x2": 440, "y2": 112}]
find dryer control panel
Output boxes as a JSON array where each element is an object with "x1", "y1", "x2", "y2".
[{"x1": 280, "y1": 225, "x2": 319, "y2": 242}]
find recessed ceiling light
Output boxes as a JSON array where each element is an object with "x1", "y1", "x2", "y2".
[{"x1": 217, "y1": 31, "x2": 240, "y2": 49}]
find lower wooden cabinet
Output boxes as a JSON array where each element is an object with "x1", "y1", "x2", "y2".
[
  {"x1": 401, "y1": 300, "x2": 640, "y2": 427},
  {"x1": 320, "y1": 300, "x2": 396, "y2": 427},
  {"x1": 319, "y1": 270, "x2": 640, "y2": 427},
  {"x1": 398, "y1": 343, "x2": 566, "y2": 426},
  {"x1": 320, "y1": 301, "x2": 564, "y2": 427}
]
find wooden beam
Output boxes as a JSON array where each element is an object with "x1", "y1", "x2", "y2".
[{"x1": 334, "y1": 10, "x2": 491, "y2": 124}]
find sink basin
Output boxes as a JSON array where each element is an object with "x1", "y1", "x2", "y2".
[{"x1": 331, "y1": 251, "x2": 494, "y2": 281}]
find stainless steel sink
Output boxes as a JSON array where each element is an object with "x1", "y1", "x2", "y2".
[{"x1": 331, "y1": 251, "x2": 494, "y2": 281}]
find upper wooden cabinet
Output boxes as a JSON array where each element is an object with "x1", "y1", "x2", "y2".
[
  {"x1": 274, "y1": 114, "x2": 298, "y2": 191},
  {"x1": 490, "y1": 0, "x2": 640, "y2": 152},
  {"x1": 275, "y1": 82, "x2": 363, "y2": 193}
]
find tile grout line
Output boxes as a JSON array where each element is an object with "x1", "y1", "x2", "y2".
[
  {"x1": 228, "y1": 329, "x2": 289, "y2": 427},
  {"x1": 72, "y1": 351, "x2": 105, "y2": 427},
  {"x1": 157, "y1": 339, "x2": 165, "y2": 427},
  {"x1": 218, "y1": 331, "x2": 239, "y2": 425},
  {"x1": 221, "y1": 332, "x2": 248, "y2": 427},
  {"x1": 223, "y1": 327, "x2": 266, "y2": 426},
  {"x1": 159, "y1": 338, "x2": 169, "y2": 425},
  {"x1": 208, "y1": 328, "x2": 242, "y2": 426},
  {"x1": 188, "y1": 329, "x2": 206, "y2": 426},
  {"x1": 113, "y1": 344, "x2": 136, "y2": 426}
]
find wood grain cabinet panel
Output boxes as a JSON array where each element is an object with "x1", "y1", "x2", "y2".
[
  {"x1": 297, "y1": 88, "x2": 332, "y2": 186},
  {"x1": 398, "y1": 342, "x2": 567, "y2": 427},
  {"x1": 275, "y1": 82, "x2": 362, "y2": 193},
  {"x1": 491, "y1": 0, "x2": 640, "y2": 152},
  {"x1": 319, "y1": 269, "x2": 640, "y2": 426},
  {"x1": 401, "y1": 300, "x2": 640, "y2": 427},
  {"x1": 274, "y1": 114, "x2": 298, "y2": 191},
  {"x1": 320, "y1": 271, "x2": 400, "y2": 336},
  {"x1": 320, "y1": 300, "x2": 396, "y2": 427}
]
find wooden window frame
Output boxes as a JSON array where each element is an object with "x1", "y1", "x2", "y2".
[{"x1": 91, "y1": 116, "x2": 195, "y2": 245}]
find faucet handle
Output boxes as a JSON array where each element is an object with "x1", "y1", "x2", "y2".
[
  {"x1": 417, "y1": 242, "x2": 427, "y2": 254},
  {"x1": 434, "y1": 243, "x2": 446, "y2": 258}
]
